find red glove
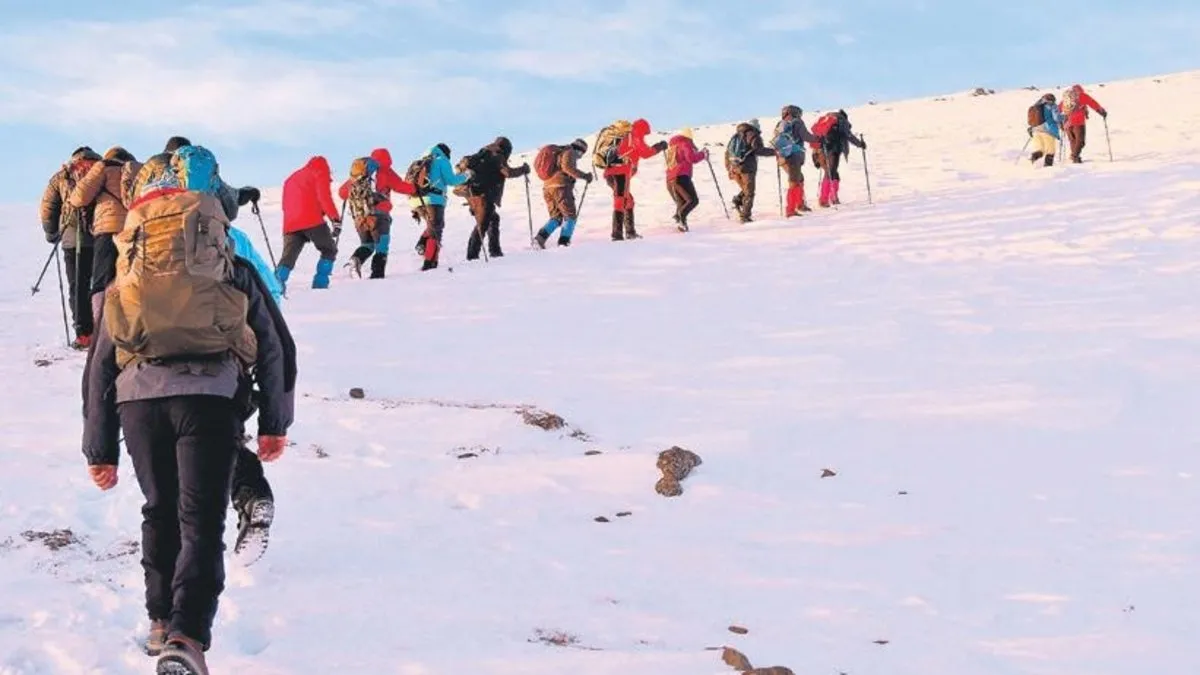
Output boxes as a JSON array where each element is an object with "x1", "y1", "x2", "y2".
[
  {"x1": 258, "y1": 436, "x2": 287, "y2": 462},
  {"x1": 89, "y1": 465, "x2": 118, "y2": 491}
]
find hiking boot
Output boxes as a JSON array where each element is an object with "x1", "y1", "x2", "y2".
[
  {"x1": 488, "y1": 248, "x2": 504, "y2": 259},
  {"x1": 70, "y1": 335, "x2": 91, "y2": 350},
  {"x1": 421, "y1": 259, "x2": 438, "y2": 271},
  {"x1": 156, "y1": 635, "x2": 208, "y2": 675},
  {"x1": 534, "y1": 231, "x2": 548, "y2": 249},
  {"x1": 610, "y1": 211, "x2": 624, "y2": 241},
  {"x1": 557, "y1": 236, "x2": 571, "y2": 247},
  {"x1": 369, "y1": 254, "x2": 387, "y2": 279},
  {"x1": 145, "y1": 619, "x2": 169, "y2": 656},
  {"x1": 345, "y1": 258, "x2": 363, "y2": 278},
  {"x1": 622, "y1": 211, "x2": 641, "y2": 240},
  {"x1": 233, "y1": 493, "x2": 275, "y2": 566}
]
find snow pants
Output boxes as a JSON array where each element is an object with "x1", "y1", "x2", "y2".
[
  {"x1": 466, "y1": 195, "x2": 502, "y2": 260},
  {"x1": 1066, "y1": 124, "x2": 1087, "y2": 163},
  {"x1": 350, "y1": 211, "x2": 392, "y2": 278},
  {"x1": 667, "y1": 176, "x2": 699, "y2": 225},
  {"x1": 120, "y1": 395, "x2": 240, "y2": 650},
  {"x1": 419, "y1": 204, "x2": 447, "y2": 268},
  {"x1": 730, "y1": 170, "x2": 757, "y2": 222},
  {"x1": 62, "y1": 246, "x2": 94, "y2": 339}
]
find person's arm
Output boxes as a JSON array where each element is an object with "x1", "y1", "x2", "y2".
[
  {"x1": 336, "y1": 178, "x2": 352, "y2": 201},
  {"x1": 438, "y1": 157, "x2": 470, "y2": 187},
  {"x1": 1082, "y1": 93, "x2": 1107, "y2": 116},
  {"x1": 68, "y1": 162, "x2": 105, "y2": 209},
  {"x1": 501, "y1": 160, "x2": 530, "y2": 179},
  {"x1": 560, "y1": 151, "x2": 591, "y2": 181},
  {"x1": 40, "y1": 174, "x2": 64, "y2": 242},
  {"x1": 379, "y1": 168, "x2": 416, "y2": 196},
  {"x1": 751, "y1": 134, "x2": 776, "y2": 157},
  {"x1": 319, "y1": 180, "x2": 340, "y2": 221},
  {"x1": 81, "y1": 313, "x2": 121, "y2": 466},
  {"x1": 233, "y1": 262, "x2": 295, "y2": 437},
  {"x1": 795, "y1": 120, "x2": 819, "y2": 144}
]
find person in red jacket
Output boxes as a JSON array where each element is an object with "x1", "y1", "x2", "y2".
[
  {"x1": 664, "y1": 128, "x2": 708, "y2": 232},
  {"x1": 1059, "y1": 84, "x2": 1107, "y2": 164},
  {"x1": 277, "y1": 156, "x2": 341, "y2": 290},
  {"x1": 604, "y1": 118, "x2": 667, "y2": 241},
  {"x1": 336, "y1": 148, "x2": 416, "y2": 279}
]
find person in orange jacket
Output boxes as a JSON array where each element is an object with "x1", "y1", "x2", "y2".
[
  {"x1": 604, "y1": 118, "x2": 667, "y2": 241},
  {"x1": 1059, "y1": 84, "x2": 1107, "y2": 164},
  {"x1": 337, "y1": 149, "x2": 416, "y2": 279},
  {"x1": 278, "y1": 156, "x2": 341, "y2": 290}
]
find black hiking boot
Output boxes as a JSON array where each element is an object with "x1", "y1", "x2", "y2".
[
  {"x1": 369, "y1": 254, "x2": 387, "y2": 279},
  {"x1": 156, "y1": 635, "x2": 208, "y2": 675},
  {"x1": 421, "y1": 259, "x2": 438, "y2": 271},
  {"x1": 534, "y1": 231, "x2": 548, "y2": 249},
  {"x1": 557, "y1": 236, "x2": 571, "y2": 247},
  {"x1": 623, "y1": 211, "x2": 641, "y2": 240},
  {"x1": 1044, "y1": 154, "x2": 1055, "y2": 167},
  {"x1": 610, "y1": 211, "x2": 624, "y2": 241},
  {"x1": 232, "y1": 489, "x2": 274, "y2": 567},
  {"x1": 345, "y1": 257, "x2": 363, "y2": 278},
  {"x1": 1030, "y1": 151, "x2": 1044, "y2": 164}
]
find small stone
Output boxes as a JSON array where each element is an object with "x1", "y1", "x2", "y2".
[
  {"x1": 349, "y1": 388, "x2": 365, "y2": 399},
  {"x1": 728, "y1": 625, "x2": 749, "y2": 635},
  {"x1": 594, "y1": 516, "x2": 610, "y2": 523},
  {"x1": 898, "y1": 490, "x2": 908, "y2": 495},
  {"x1": 721, "y1": 647, "x2": 753, "y2": 671},
  {"x1": 873, "y1": 639, "x2": 890, "y2": 645},
  {"x1": 616, "y1": 511, "x2": 632, "y2": 518},
  {"x1": 457, "y1": 453, "x2": 477, "y2": 459},
  {"x1": 821, "y1": 468, "x2": 837, "y2": 478},
  {"x1": 655, "y1": 476, "x2": 683, "y2": 497},
  {"x1": 584, "y1": 450, "x2": 602, "y2": 456}
]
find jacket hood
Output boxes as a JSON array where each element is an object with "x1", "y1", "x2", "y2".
[
  {"x1": 429, "y1": 145, "x2": 449, "y2": 160},
  {"x1": 669, "y1": 134, "x2": 693, "y2": 145},
  {"x1": 104, "y1": 146, "x2": 136, "y2": 163},
  {"x1": 306, "y1": 156, "x2": 331, "y2": 176},
  {"x1": 490, "y1": 136, "x2": 513, "y2": 156},
  {"x1": 369, "y1": 148, "x2": 393, "y2": 168},
  {"x1": 1071, "y1": 84, "x2": 1083, "y2": 93},
  {"x1": 632, "y1": 118, "x2": 651, "y2": 136},
  {"x1": 164, "y1": 136, "x2": 192, "y2": 153}
]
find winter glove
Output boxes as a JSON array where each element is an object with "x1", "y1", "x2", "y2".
[
  {"x1": 237, "y1": 186, "x2": 261, "y2": 206},
  {"x1": 1099, "y1": 109, "x2": 1108, "y2": 118},
  {"x1": 859, "y1": 136, "x2": 868, "y2": 150},
  {"x1": 258, "y1": 435, "x2": 287, "y2": 462},
  {"x1": 45, "y1": 229, "x2": 61, "y2": 244},
  {"x1": 653, "y1": 140, "x2": 669, "y2": 152},
  {"x1": 1027, "y1": 126, "x2": 1034, "y2": 137},
  {"x1": 330, "y1": 223, "x2": 342, "y2": 239},
  {"x1": 89, "y1": 465, "x2": 118, "y2": 491},
  {"x1": 521, "y1": 162, "x2": 530, "y2": 171},
  {"x1": 418, "y1": 184, "x2": 442, "y2": 197},
  {"x1": 582, "y1": 171, "x2": 594, "y2": 183}
]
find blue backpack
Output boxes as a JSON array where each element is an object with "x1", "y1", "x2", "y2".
[
  {"x1": 726, "y1": 133, "x2": 750, "y2": 165},
  {"x1": 772, "y1": 121, "x2": 799, "y2": 158},
  {"x1": 171, "y1": 145, "x2": 220, "y2": 193}
]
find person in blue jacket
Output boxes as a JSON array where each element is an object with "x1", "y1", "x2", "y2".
[
  {"x1": 407, "y1": 143, "x2": 470, "y2": 271},
  {"x1": 1028, "y1": 93, "x2": 1064, "y2": 167},
  {"x1": 228, "y1": 225, "x2": 284, "y2": 304}
]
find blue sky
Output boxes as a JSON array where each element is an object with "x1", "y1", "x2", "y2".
[{"x1": 2, "y1": 0, "x2": 1196, "y2": 203}]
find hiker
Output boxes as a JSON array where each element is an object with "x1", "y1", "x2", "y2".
[
  {"x1": 725, "y1": 119, "x2": 776, "y2": 223},
  {"x1": 1027, "y1": 93, "x2": 1064, "y2": 167},
  {"x1": 122, "y1": 136, "x2": 190, "y2": 205},
  {"x1": 459, "y1": 137, "x2": 530, "y2": 260},
  {"x1": 405, "y1": 144, "x2": 469, "y2": 271},
  {"x1": 533, "y1": 138, "x2": 592, "y2": 248},
  {"x1": 40, "y1": 146, "x2": 101, "y2": 348},
  {"x1": 336, "y1": 149, "x2": 419, "y2": 279},
  {"x1": 664, "y1": 128, "x2": 708, "y2": 232},
  {"x1": 278, "y1": 156, "x2": 341, "y2": 289},
  {"x1": 811, "y1": 110, "x2": 866, "y2": 207},
  {"x1": 82, "y1": 145, "x2": 296, "y2": 674},
  {"x1": 1060, "y1": 84, "x2": 1107, "y2": 163},
  {"x1": 773, "y1": 105, "x2": 821, "y2": 216},
  {"x1": 68, "y1": 146, "x2": 138, "y2": 322},
  {"x1": 597, "y1": 119, "x2": 668, "y2": 241}
]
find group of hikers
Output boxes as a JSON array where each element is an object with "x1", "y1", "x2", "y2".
[
  {"x1": 1025, "y1": 84, "x2": 1109, "y2": 166},
  {"x1": 31, "y1": 85, "x2": 1111, "y2": 675}
]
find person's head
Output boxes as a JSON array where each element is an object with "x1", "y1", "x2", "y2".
[
  {"x1": 164, "y1": 136, "x2": 192, "y2": 153},
  {"x1": 493, "y1": 136, "x2": 513, "y2": 156},
  {"x1": 1071, "y1": 84, "x2": 1083, "y2": 94},
  {"x1": 747, "y1": 118, "x2": 760, "y2": 131},
  {"x1": 632, "y1": 118, "x2": 651, "y2": 136},
  {"x1": 1043, "y1": 93, "x2": 1056, "y2": 103},
  {"x1": 436, "y1": 142, "x2": 451, "y2": 158},
  {"x1": 781, "y1": 105, "x2": 801, "y2": 120},
  {"x1": 104, "y1": 146, "x2": 135, "y2": 163},
  {"x1": 570, "y1": 138, "x2": 588, "y2": 153},
  {"x1": 680, "y1": 127, "x2": 695, "y2": 140}
]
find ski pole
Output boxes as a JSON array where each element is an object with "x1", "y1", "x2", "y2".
[
  {"x1": 776, "y1": 163, "x2": 784, "y2": 217},
  {"x1": 860, "y1": 135, "x2": 873, "y2": 205},
  {"x1": 250, "y1": 202, "x2": 277, "y2": 270},
  {"x1": 54, "y1": 246, "x2": 71, "y2": 345},
  {"x1": 705, "y1": 155, "x2": 730, "y2": 220},
  {"x1": 1103, "y1": 117, "x2": 1113, "y2": 162},
  {"x1": 31, "y1": 242, "x2": 60, "y2": 296},
  {"x1": 524, "y1": 174, "x2": 534, "y2": 247}
]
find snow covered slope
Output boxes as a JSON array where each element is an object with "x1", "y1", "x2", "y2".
[{"x1": 3, "y1": 70, "x2": 1200, "y2": 674}]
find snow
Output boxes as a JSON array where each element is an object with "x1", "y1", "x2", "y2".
[{"x1": 3, "y1": 70, "x2": 1200, "y2": 674}]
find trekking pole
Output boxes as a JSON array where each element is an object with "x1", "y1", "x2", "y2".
[
  {"x1": 860, "y1": 135, "x2": 873, "y2": 205},
  {"x1": 524, "y1": 174, "x2": 534, "y2": 247},
  {"x1": 31, "y1": 242, "x2": 60, "y2": 296},
  {"x1": 1016, "y1": 135, "x2": 1032, "y2": 165},
  {"x1": 705, "y1": 155, "x2": 730, "y2": 220},
  {"x1": 250, "y1": 202, "x2": 277, "y2": 270},
  {"x1": 776, "y1": 163, "x2": 784, "y2": 216},
  {"x1": 54, "y1": 246, "x2": 71, "y2": 345},
  {"x1": 1103, "y1": 117, "x2": 1113, "y2": 162}
]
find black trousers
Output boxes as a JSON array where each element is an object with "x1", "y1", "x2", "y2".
[
  {"x1": 667, "y1": 176, "x2": 699, "y2": 223},
  {"x1": 279, "y1": 224, "x2": 338, "y2": 268},
  {"x1": 466, "y1": 195, "x2": 502, "y2": 260},
  {"x1": 90, "y1": 233, "x2": 118, "y2": 295},
  {"x1": 121, "y1": 395, "x2": 240, "y2": 650},
  {"x1": 62, "y1": 246, "x2": 94, "y2": 338}
]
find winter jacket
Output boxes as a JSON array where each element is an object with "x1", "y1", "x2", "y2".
[
  {"x1": 228, "y1": 226, "x2": 284, "y2": 304},
  {"x1": 39, "y1": 150, "x2": 101, "y2": 249},
  {"x1": 69, "y1": 150, "x2": 136, "y2": 236},
  {"x1": 282, "y1": 156, "x2": 340, "y2": 234},
  {"x1": 773, "y1": 118, "x2": 818, "y2": 161},
  {"x1": 461, "y1": 139, "x2": 531, "y2": 205},
  {"x1": 542, "y1": 147, "x2": 590, "y2": 190},
  {"x1": 406, "y1": 145, "x2": 468, "y2": 209},
  {"x1": 336, "y1": 148, "x2": 415, "y2": 215},
  {"x1": 122, "y1": 150, "x2": 240, "y2": 220},
  {"x1": 1060, "y1": 86, "x2": 1105, "y2": 128},
  {"x1": 665, "y1": 135, "x2": 707, "y2": 180},
  {"x1": 605, "y1": 119, "x2": 662, "y2": 179},
  {"x1": 82, "y1": 259, "x2": 296, "y2": 466},
  {"x1": 726, "y1": 124, "x2": 775, "y2": 176},
  {"x1": 1036, "y1": 102, "x2": 1064, "y2": 140},
  {"x1": 821, "y1": 114, "x2": 866, "y2": 158}
]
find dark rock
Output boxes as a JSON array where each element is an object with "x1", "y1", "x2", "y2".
[
  {"x1": 721, "y1": 647, "x2": 753, "y2": 671},
  {"x1": 746, "y1": 668, "x2": 796, "y2": 675},
  {"x1": 21, "y1": 529, "x2": 80, "y2": 552},
  {"x1": 616, "y1": 511, "x2": 632, "y2": 518},
  {"x1": 584, "y1": 450, "x2": 602, "y2": 456},
  {"x1": 898, "y1": 490, "x2": 908, "y2": 495},
  {"x1": 874, "y1": 639, "x2": 890, "y2": 645},
  {"x1": 728, "y1": 625, "x2": 749, "y2": 634},
  {"x1": 457, "y1": 453, "x2": 477, "y2": 459},
  {"x1": 349, "y1": 388, "x2": 365, "y2": 399},
  {"x1": 656, "y1": 446, "x2": 702, "y2": 497},
  {"x1": 821, "y1": 468, "x2": 837, "y2": 478},
  {"x1": 594, "y1": 516, "x2": 610, "y2": 523},
  {"x1": 520, "y1": 408, "x2": 566, "y2": 431}
]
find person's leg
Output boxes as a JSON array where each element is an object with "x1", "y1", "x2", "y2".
[
  {"x1": 277, "y1": 233, "x2": 308, "y2": 285},
  {"x1": 63, "y1": 247, "x2": 80, "y2": 332},
  {"x1": 828, "y1": 152, "x2": 843, "y2": 205},
  {"x1": 606, "y1": 175, "x2": 624, "y2": 241},
  {"x1": 742, "y1": 173, "x2": 757, "y2": 222},
  {"x1": 557, "y1": 187, "x2": 579, "y2": 245},
  {"x1": 369, "y1": 212, "x2": 391, "y2": 279},
  {"x1": 308, "y1": 225, "x2": 338, "y2": 289},
  {"x1": 536, "y1": 189, "x2": 562, "y2": 248},
  {"x1": 421, "y1": 206, "x2": 446, "y2": 270},
  {"x1": 484, "y1": 200, "x2": 503, "y2": 257},
  {"x1": 465, "y1": 196, "x2": 487, "y2": 261},
  {"x1": 678, "y1": 176, "x2": 699, "y2": 228},
  {"x1": 73, "y1": 245, "x2": 94, "y2": 340},
  {"x1": 168, "y1": 396, "x2": 240, "y2": 650}
]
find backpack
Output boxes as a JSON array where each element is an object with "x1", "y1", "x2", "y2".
[
  {"x1": 593, "y1": 120, "x2": 633, "y2": 169},
  {"x1": 104, "y1": 189, "x2": 254, "y2": 369},
  {"x1": 1061, "y1": 88, "x2": 1080, "y2": 114},
  {"x1": 725, "y1": 132, "x2": 750, "y2": 166},
  {"x1": 1027, "y1": 102, "x2": 1045, "y2": 127},
  {"x1": 405, "y1": 156, "x2": 433, "y2": 193},
  {"x1": 812, "y1": 113, "x2": 837, "y2": 138},
  {"x1": 171, "y1": 146, "x2": 220, "y2": 193},
  {"x1": 346, "y1": 157, "x2": 381, "y2": 229},
  {"x1": 772, "y1": 120, "x2": 799, "y2": 158},
  {"x1": 664, "y1": 142, "x2": 680, "y2": 171},
  {"x1": 534, "y1": 145, "x2": 563, "y2": 180}
]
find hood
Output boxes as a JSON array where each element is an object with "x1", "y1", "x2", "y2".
[
  {"x1": 669, "y1": 134, "x2": 693, "y2": 146},
  {"x1": 491, "y1": 136, "x2": 513, "y2": 156},
  {"x1": 429, "y1": 144, "x2": 449, "y2": 160},
  {"x1": 369, "y1": 148, "x2": 393, "y2": 168},
  {"x1": 735, "y1": 122, "x2": 755, "y2": 134},
  {"x1": 306, "y1": 156, "x2": 331, "y2": 177},
  {"x1": 164, "y1": 136, "x2": 192, "y2": 153},
  {"x1": 632, "y1": 118, "x2": 651, "y2": 137},
  {"x1": 104, "y1": 146, "x2": 136, "y2": 163},
  {"x1": 1071, "y1": 84, "x2": 1083, "y2": 94}
]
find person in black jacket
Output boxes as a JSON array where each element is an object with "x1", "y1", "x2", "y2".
[
  {"x1": 813, "y1": 110, "x2": 865, "y2": 207},
  {"x1": 82, "y1": 255, "x2": 296, "y2": 674},
  {"x1": 458, "y1": 137, "x2": 530, "y2": 260},
  {"x1": 725, "y1": 118, "x2": 776, "y2": 223}
]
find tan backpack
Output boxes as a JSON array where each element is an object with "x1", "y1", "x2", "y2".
[{"x1": 105, "y1": 189, "x2": 255, "y2": 368}]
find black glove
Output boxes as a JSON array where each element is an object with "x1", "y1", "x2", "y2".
[
  {"x1": 653, "y1": 140, "x2": 668, "y2": 152},
  {"x1": 521, "y1": 162, "x2": 530, "y2": 171},
  {"x1": 418, "y1": 184, "x2": 443, "y2": 197},
  {"x1": 859, "y1": 137, "x2": 868, "y2": 150},
  {"x1": 330, "y1": 222, "x2": 342, "y2": 239},
  {"x1": 45, "y1": 230, "x2": 61, "y2": 244},
  {"x1": 582, "y1": 172, "x2": 594, "y2": 183},
  {"x1": 411, "y1": 210, "x2": 422, "y2": 223},
  {"x1": 1099, "y1": 109, "x2": 1108, "y2": 119},
  {"x1": 237, "y1": 186, "x2": 261, "y2": 206},
  {"x1": 1027, "y1": 126, "x2": 1034, "y2": 137}
]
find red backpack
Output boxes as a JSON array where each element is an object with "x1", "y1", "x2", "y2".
[
  {"x1": 812, "y1": 113, "x2": 838, "y2": 138},
  {"x1": 534, "y1": 145, "x2": 563, "y2": 181}
]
